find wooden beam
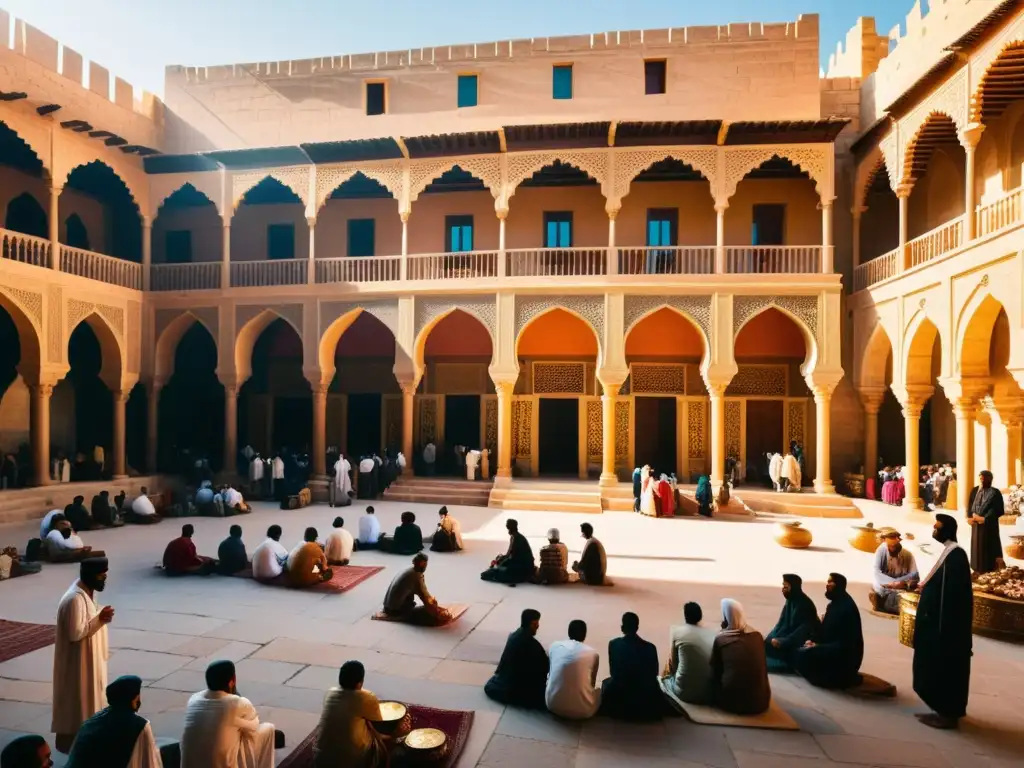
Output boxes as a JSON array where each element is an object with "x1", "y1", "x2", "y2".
[
  {"x1": 716, "y1": 121, "x2": 731, "y2": 146},
  {"x1": 393, "y1": 136, "x2": 410, "y2": 159},
  {"x1": 497, "y1": 127, "x2": 507, "y2": 153},
  {"x1": 608, "y1": 121, "x2": 617, "y2": 147}
]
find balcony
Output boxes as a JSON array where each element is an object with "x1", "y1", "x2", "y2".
[
  {"x1": 150, "y1": 262, "x2": 222, "y2": 292},
  {"x1": 61, "y1": 246, "x2": 142, "y2": 290},
  {"x1": 1, "y1": 229, "x2": 51, "y2": 270}
]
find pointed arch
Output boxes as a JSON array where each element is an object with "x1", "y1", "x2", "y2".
[
  {"x1": 0, "y1": 290, "x2": 42, "y2": 378},
  {"x1": 155, "y1": 312, "x2": 218, "y2": 380},
  {"x1": 62, "y1": 160, "x2": 143, "y2": 215},
  {"x1": 65, "y1": 214, "x2": 90, "y2": 250},
  {"x1": 155, "y1": 183, "x2": 219, "y2": 218},
  {"x1": 235, "y1": 308, "x2": 303, "y2": 384},
  {"x1": 318, "y1": 307, "x2": 371, "y2": 374},
  {"x1": 409, "y1": 158, "x2": 501, "y2": 204},
  {"x1": 970, "y1": 40, "x2": 1024, "y2": 125},
  {"x1": 516, "y1": 305, "x2": 601, "y2": 359},
  {"x1": 69, "y1": 312, "x2": 125, "y2": 390},
  {"x1": 4, "y1": 192, "x2": 48, "y2": 238},
  {"x1": 614, "y1": 148, "x2": 718, "y2": 202},
  {"x1": 900, "y1": 112, "x2": 961, "y2": 186},
  {"x1": 723, "y1": 146, "x2": 831, "y2": 202},
  {"x1": 859, "y1": 323, "x2": 894, "y2": 391},
  {"x1": 0, "y1": 118, "x2": 51, "y2": 176},
  {"x1": 854, "y1": 150, "x2": 892, "y2": 213},
  {"x1": 507, "y1": 152, "x2": 609, "y2": 202},
  {"x1": 956, "y1": 292, "x2": 1008, "y2": 379},
  {"x1": 624, "y1": 304, "x2": 710, "y2": 368},
  {"x1": 232, "y1": 173, "x2": 307, "y2": 212},
  {"x1": 902, "y1": 311, "x2": 942, "y2": 388},
  {"x1": 734, "y1": 304, "x2": 817, "y2": 372},
  {"x1": 415, "y1": 308, "x2": 495, "y2": 370}
]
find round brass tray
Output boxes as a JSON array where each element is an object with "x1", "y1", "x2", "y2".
[
  {"x1": 898, "y1": 589, "x2": 1024, "y2": 648},
  {"x1": 405, "y1": 728, "x2": 446, "y2": 751}
]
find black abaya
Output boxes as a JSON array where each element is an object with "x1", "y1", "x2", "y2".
[{"x1": 792, "y1": 590, "x2": 863, "y2": 689}]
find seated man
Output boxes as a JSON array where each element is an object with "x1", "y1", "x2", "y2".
[
  {"x1": 572, "y1": 523, "x2": 608, "y2": 585},
  {"x1": 113, "y1": 490, "x2": 127, "y2": 514},
  {"x1": 313, "y1": 660, "x2": 388, "y2": 768},
  {"x1": 792, "y1": 573, "x2": 864, "y2": 689},
  {"x1": 484, "y1": 609, "x2": 549, "y2": 709},
  {"x1": 194, "y1": 481, "x2": 217, "y2": 515},
  {"x1": 601, "y1": 612, "x2": 662, "y2": 721},
  {"x1": 181, "y1": 660, "x2": 282, "y2": 768},
  {"x1": 537, "y1": 528, "x2": 569, "y2": 584},
  {"x1": 0, "y1": 735, "x2": 52, "y2": 768},
  {"x1": 430, "y1": 506, "x2": 463, "y2": 552},
  {"x1": 285, "y1": 527, "x2": 332, "y2": 588},
  {"x1": 127, "y1": 487, "x2": 160, "y2": 525},
  {"x1": 381, "y1": 553, "x2": 453, "y2": 626},
  {"x1": 710, "y1": 599, "x2": 771, "y2": 715},
  {"x1": 251, "y1": 525, "x2": 289, "y2": 582},
  {"x1": 546, "y1": 619, "x2": 601, "y2": 720},
  {"x1": 355, "y1": 506, "x2": 381, "y2": 551},
  {"x1": 45, "y1": 520, "x2": 104, "y2": 563},
  {"x1": 664, "y1": 601, "x2": 716, "y2": 704},
  {"x1": 63, "y1": 495, "x2": 93, "y2": 532},
  {"x1": 217, "y1": 525, "x2": 248, "y2": 575},
  {"x1": 480, "y1": 519, "x2": 536, "y2": 586},
  {"x1": 324, "y1": 517, "x2": 354, "y2": 566},
  {"x1": 764, "y1": 574, "x2": 820, "y2": 672},
  {"x1": 379, "y1": 511, "x2": 423, "y2": 555},
  {"x1": 162, "y1": 524, "x2": 216, "y2": 576},
  {"x1": 66, "y1": 675, "x2": 163, "y2": 767},
  {"x1": 869, "y1": 531, "x2": 919, "y2": 615},
  {"x1": 91, "y1": 490, "x2": 121, "y2": 527}
]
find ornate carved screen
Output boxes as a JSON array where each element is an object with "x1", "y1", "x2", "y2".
[
  {"x1": 532, "y1": 362, "x2": 587, "y2": 394},
  {"x1": 725, "y1": 365, "x2": 787, "y2": 397},
  {"x1": 432, "y1": 363, "x2": 489, "y2": 395},
  {"x1": 629, "y1": 363, "x2": 686, "y2": 395},
  {"x1": 512, "y1": 398, "x2": 533, "y2": 458}
]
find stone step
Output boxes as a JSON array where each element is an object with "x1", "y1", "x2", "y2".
[
  {"x1": 734, "y1": 490, "x2": 861, "y2": 519},
  {"x1": 0, "y1": 477, "x2": 164, "y2": 527},
  {"x1": 497, "y1": 498, "x2": 603, "y2": 514},
  {"x1": 491, "y1": 489, "x2": 599, "y2": 505}
]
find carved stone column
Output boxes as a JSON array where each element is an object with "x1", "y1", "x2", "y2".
[
  {"x1": 860, "y1": 387, "x2": 885, "y2": 476},
  {"x1": 961, "y1": 124, "x2": 985, "y2": 240},
  {"x1": 897, "y1": 185, "x2": 912, "y2": 271},
  {"x1": 146, "y1": 379, "x2": 164, "y2": 473},
  {"x1": 223, "y1": 382, "x2": 239, "y2": 474},
  {"x1": 311, "y1": 385, "x2": 328, "y2": 478},
  {"x1": 811, "y1": 383, "x2": 836, "y2": 493},
  {"x1": 49, "y1": 184, "x2": 62, "y2": 271},
  {"x1": 495, "y1": 380, "x2": 515, "y2": 481},
  {"x1": 708, "y1": 383, "x2": 727, "y2": 491},
  {"x1": 142, "y1": 216, "x2": 153, "y2": 291},
  {"x1": 898, "y1": 391, "x2": 930, "y2": 510},
  {"x1": 951, "y1": 398, "x2": 976, "y2": 513},
  {"x1": 401, "y1": 385, "x2": 415, "y2": 476},
  {"x1": 112, "y1": 390, "x2": 129, "y2": 479},
  {"x1": 29, "y1": 383, "x2": 53, "y2": 486}
]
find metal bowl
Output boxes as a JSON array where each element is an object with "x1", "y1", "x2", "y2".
[
  {"x1": 405, "y1": 727, "x2": 447, "y2": 753},
  {"x1": 371, "y1": 701, "x2": 408, "y2": 736}
]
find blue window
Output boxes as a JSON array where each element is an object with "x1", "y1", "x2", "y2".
[
  {"x1": 544, "y1": 211, "x2": 573, "y2": 247},
  {"x1": 446, "y1": 215, "x2": 474, "y2": 252},
  {"x1": 457, "y1": 74, "x2": 478, "y2": 108},
  {"x1": 347, "y1": 219, "x2": 375, "y2": 257},
  {"x1": 646, "y1": 209, "x2": 677, "y2": 246},
  {"x1": 553, "y1": 65, "x2": 573, "y2": 100},
  {"x1": 267, "y1": 223, "x2": 295, "y2": 260}
]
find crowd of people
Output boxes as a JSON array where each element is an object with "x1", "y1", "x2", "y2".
[{"x1": 873, "y1": 463, "x2": 955, "y2": 507}]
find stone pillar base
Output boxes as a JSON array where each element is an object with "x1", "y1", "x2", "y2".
[
  {"x1": 493, "y1": 473, "x2": 513, "y2": 488},
  {"x1": 598, "y1": 472, "x2": 618, "y2": 487},
  {"x1": 903, "y1": 496, "x2": 924, "y2": 510},
  {"x1": 309, "y1": 478, "x2": 330, "y2": 502},
  {"x1": 813, "y1": 481, "x2": 835, "y2": 495}
]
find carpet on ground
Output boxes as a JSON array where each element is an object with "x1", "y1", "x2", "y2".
[
  {"x1": 845, "y1": 672, "x2": 897, "y2": 699},
  {"x1": 227, "y1": 564, "x2": 384, "y2": 592},
  {"x1": 371, "y1": 603, "x2": 471, "y2": 625},
  {"x1": 659, "y1": 677, "x2": 799, "y2": 730},
  {"x1": 0, "y1": 619, "x2": 56, "y2": 663},
  {"x1": 278, "y1": 704, "x2": 474, "y2": 768}
]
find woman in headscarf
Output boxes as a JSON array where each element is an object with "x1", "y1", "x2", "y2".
[
  {"x1": 709, "y1": 599, "x2": 771, "y2": 715},
  {"x1": 695, "y1": 476, "x2": 713, "y2": 518},
  {"x1": 657, "y1": 474, "x2": 676, "y2": 517},
  {"x1": 631, "y1": 467, "x2": 642, "y2": 513},
  {"x1": 764, "y1": 574, "x2": 820, "y2": 672},
  {"x1": 639, "y1": 466, "x2": 659, "y2": 517}
]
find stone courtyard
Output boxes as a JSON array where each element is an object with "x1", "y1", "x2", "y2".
[{"x1": 0, "y1": 500, "x2": 1022, "y2": 768}]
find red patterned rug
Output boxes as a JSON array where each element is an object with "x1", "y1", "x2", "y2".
[
  {"x1": 279, "y1": 704, "x2": 474, "y2": 768},
  {"x1": 0, "y1": 619, "x2": 56, "y2": 663},
  {"x1": 230, "y1": 564, "x2": 384, "y2": 593}
]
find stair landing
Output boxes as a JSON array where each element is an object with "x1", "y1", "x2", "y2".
[
  {"x1": 733, "y1": 487, "x2": 863, "y2": 519},
  {"x1": 383, "y1": 476, "x2": 493, "y2": 508}
]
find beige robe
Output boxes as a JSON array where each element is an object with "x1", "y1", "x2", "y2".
[
  {"x1": 52, "y1": 581, "x2": 109, "y2": 736},
  {"x1": 181, "y1": 690, "x2": 275, "y2": 768}
]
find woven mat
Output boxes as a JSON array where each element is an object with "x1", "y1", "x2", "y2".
[
  {"x1": 659, "y1": 677, "x2": 798, "y2": 730},
  {"x1": 229, "y1": 564, "x2": 384, "y2": 593},
  {"x1": 845, "y1": 672, "x2": 897, "y2": 699},
  {"x1": 279, "y1": 704, "x2": 474, "y2": 768},
  {"x1": 0, "y1": 619, "x2": 56, "y2": 663},
  {"x1": 371, "y1": 603, "x2": 470, "y2": 625}
]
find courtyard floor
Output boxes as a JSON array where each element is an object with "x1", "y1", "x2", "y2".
[{"x1": 0, "y1": 496, "x2": 1022, "y2": 767}]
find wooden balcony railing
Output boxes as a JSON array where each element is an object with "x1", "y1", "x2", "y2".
[
  {"x1": 907, "y1": 219, "x2": 963, "y2": 269},
  {"x1": 317, "y1": 255, "x2": 401, "y2": 284},
  {"x1": 0, "y1": 228, "x2": 50, "y2": 269},
  {"x1": 150, "y1": 263, "x2": 221, "y2": 291},
  {"x1": 61, "y1": 246, "x2": 142, "y2": 289},
  {"x1": 976, "y1": 186, "x2": 1023, "y2": 239},
  {"x1": 618, "y1": 246, "x2": 716, "y2": 275},
  {"x1": 853, "y1": 247, "x2": 900, "y2": 291},
  {"x1": 230, "y1": 259, "x2": 307, "y2": 287},
  {"x1": 407, "y1": 251, "x2": 499, "y2": 280},
  {"x1": 508, "y1": 248, "x2": 606, "y2": 277},
  {"x1": 725, "y1": 246, "x2": 822, "y2": 274}
]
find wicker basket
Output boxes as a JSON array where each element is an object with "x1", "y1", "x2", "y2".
[{"x1": 897, "y1": 591, "x2": 919, "y2": 648}]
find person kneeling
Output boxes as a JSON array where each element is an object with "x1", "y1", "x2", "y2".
[
  {"x1": 313, "y1": 661, "x2": 389, "y2": 767},
  {"x1": 764, "y1": 574, "x2": 820, "y2": 672},
  {"x1": 163, "y1": 524, "x2": 216, "y2": 576},
  {"x1": 430, "y1": 507, "x2": 463, "y2": 552},
  {"x1": 46, "y1": 520, "x2": 105, "y2": 563},
  {"x1": 285, "y1": 527, "x2": 333, "y2": 588},
  {"x1": 126, "y1": 487, "x2": 161, "y2": 525},
  {"x1": 382, "y1": 553, "x2": 452, "y2": 626}
]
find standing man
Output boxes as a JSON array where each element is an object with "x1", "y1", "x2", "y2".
[
  {"x1": 66, "y1": 675, "x2": 163, "y2": 767},
  {"x1": 52, "y1": 558, "x2": 114, "y2": 754},
  {"x1": 913, "y1": 514, "x2": 973, "y2": 730},
  {"x1": 968, "y1": 470, "x2": 1004, "y2": 574}
]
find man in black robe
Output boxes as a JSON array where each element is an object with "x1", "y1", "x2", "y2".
[
  {"x1": 600, "y1": 612, "x2": 662, "y2": 721},
  {"x1": 63, "y1": 496, "x2": 93, "y2": 532},
  {"x1": 480, "y1": 518, "x2": 535, "y2": 585},
  {"x1": 765, "y1": 573, "x2": 820, "y2": 672},
  {"x1": 484, "y1": 608, "x2": 549, "y2": 708},
  {"x1": 968, "y1": 470, "x2": 1003, "y2": 574},
  {"x1": 1, "y1": 735, "x2": 52, "y2": 768},
  {"x1": 572, "y1": 522, "x2": 608, "y2": 585},
  {"x1": 66, "y1": 675, "x2": 162, "y2": 767},
  {"x1": 913, "y1": 513, "x2": 973, "y2": 729},
  {"x1": 217, "y1": 524, "x2": 249, "y2": 575},
  {"x1": 792, "y1": 572, "x2": 863, "y2": 689},
  {"x1": 379, "y1": 511, "x2": 424, "y2": 555}
]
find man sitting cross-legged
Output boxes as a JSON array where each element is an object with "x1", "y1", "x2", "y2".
[
  {"x1": 46, "y1": 519, "x2": 105, "y2": 563},
  {"x1": 324, "y1": 516, "x2": 354, "y2": 566},
  {"x1": 379, "y1": 511, "x2": 423, "y2": 555},
  {"x1": 764, "y1": 574, "x2": 820, "y2": 672},
  {"x1": 601, "y1": 612, "x2": 662, "y2": 721},
  {"x1": 163, "y1": 524, "x2": 216, "y2": 576},
  {"x1": 430, "y1": 506, "x2": 464, "y2": 552},
  {"x1": 480, "y1": 519, "x2": 535, "y2": 586},
  {"x1": 285, "y1": 527, "x2": 332, "y2": 588},
  {"x1": 869, "y1": 531, "x2": 919, "y2": 615},
  {"x1": 381, "y1": 553, "x2": 454, "y2": 626},
  {"x1": 484, "y1": 609, "x2": 549, "y2": 709},
  {"x1": 355, "y1": 506, "x2": 381, "y2": 551},
  {"x1": 313, "y1": 660, "x2": 389, "y2": 768},
  {"x1": 63, "y1": 495, "x2": 93, "y2": 532},
  {"x1": 792, "y1": 573, "x2": 864, "y2": 689},
  {"x1": 251, "y1": 525, "x2": 289, "y2": 583},
  {"x1": 571, "y1": 522, "x2": 608, "y2": 585},
  {"x1": 66, "y1": 675, "x2": 163, "y2": 768},
  {"x1": 91, "y1": 490, "x2": 122, "y2": 528},
  {"x1": 181, "y1": 660, "x2": 283, "y2": 768},
  {"x1": 546, "y1": 619, "x2": 601, "y2": 720},
  {"x1": 217, "y1": 525, "x2": 249, "y2": 575},
  {"x1": 663, "y1": 601, "x2": 716, "y2": 705},
  {"x1": 537, "y1": 528, "x2": 569, "y2": 584},
  {"x1": 126, "y1": 487, "x2": 161, "y2": 525}
]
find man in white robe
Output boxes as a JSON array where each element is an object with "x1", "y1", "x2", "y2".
[
  {"x1": 271, "y1": 455, "x2": 285, "y2": 499},
  {"x1": 181, "y1": 661, "x2": 279, "y2": 768},
  {"x1": 356, "y1": 506, "x2": 382, "y2": 550},
  {"x1": 66, "y1": 674, "x2": 163, "y2": 768},
  {"x1": 423, "y1": 442, "x2": 436, "y2": 476},
  {"x1": 324, "y1": 516, "x2": 354, "y2": 565},
  {"x1": 40, "y1": 508, "x2": 63, "y2": 540},
  {"x1": 466, "y1": 450, "x2": 481, "y2": 480},
  {"x1": 250, "y1": 526, "x2": 288, "y2": 582},
  {"x1": 46, "y1": 521, "x2": 93, "y2": 562},
  {"x1": 52, "y1": 558, "x2": 114, "y2": 754},
  {"x1": 330, "y1": 454, "x2": 353, "y2": 507},
  {"x1": 768, "y1": 453, "x2": 783, "y2": 492},
  {"x1": 782, "y1": 453, "x2": 801, "y2": 492}
]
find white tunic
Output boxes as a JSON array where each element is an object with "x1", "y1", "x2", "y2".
[
  {"x1": 545, "y1": 639, "x2": 601, "y2": 719},
  {"x1": 40, "y1": 509, "x2": 62, "y2": 539},
  {"x1": 333, "y1": 457, "x2": 352, "y2": 494},
  {"x1": 249, "y1": 458, "x2": 264, "y2": 482},
  {"x1": 181, "y1": 689, "x2": 275, "y2": 768},
  {"x1": 46, "y1": 529, "x2": 84, "y2": 556},
  {"x1": 324, "y1": 528, "x2": 354, "y2": 562},
  {"x1": 223, "y1": 488, "x2": 243, "y2": 508},
  {"x1": 271, "y1": 458, "x2": 285, "y2": 480},
  {"x1": 128, "y1": 722, "x2": 164, "y2": 768},
  {"x1": 251, "y1": 539, "x2": 288, "y2": 580},
  {"x1": 52, "y1": 582, "x2": 109, "y2": 735},
  {"x1": 782, "y1": 454, "x2": 801, "y2": 487},
  {"x1": 131, "y1": 495, "x2": 157, "y2": 517},
  {"x1": 358, "y1": 458, "x2": 374, "y2": 473},
  {"x1": 358, "y1": 514, "x2": 381, "y2": 544}
]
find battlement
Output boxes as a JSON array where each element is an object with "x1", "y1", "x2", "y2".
[
  {"x1": 826, "y1": 17, "x2": 889, "y2": 79},
  {"x1": 165, "y1": 14, "x2": 819, "y2": 84}
]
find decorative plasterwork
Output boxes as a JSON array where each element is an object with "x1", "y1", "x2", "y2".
[
  {"x1": 726, "y1": 365, "x2": 787, "y2": 397},
  {"x1": 66, "y1": 298, "x2": 124, "y2": 339},
  {"x1": 615, "y1": 400, "x2": 629, "y2": 461},
  {"x1": 155, "y1": 307, "x2": 219, "y2": 342},
  {"x1": 878, "y1": 131, "x2": 900, "y2": 192},
  {"x1": 414, "y1": 295, "x2": 496, "y2": 341},
  {"x1": 506, "y1": 150, "x2": 609, "y2": 198},
  {"x1": 127, "y1": 300, "x2": 141, "y2": 373},
  {"x1": 359, "y1": 163, "x2": 405, "y2": 202},
  {"x1": 47, "y1": 285, "x2": 62, "y2": 364},
  {"x1": 320, "y1": 300, "x2": 399, "y2": 338},
  {"x1": 630, "y1": 364, "x2": 686, "y2": 395},
  {"x1": 687, "y1": 400, "x2": 706, "y2": 458},
  {"x1": 314, "y1": 167, "x2": 360, "y2": 213},
  {"x1": 514, "y1": 296, "x2": 605, "y2": 349},
  {"x1": 613, "y1": 147, "x2": 719, "y2": 202},
  {"x1": 624, "y1": 295, "x2": 712, "y2": 345},
  {"x1": 236, "y1": 304, "x2": 303, "y2": 338},
  {"x1": 900, "y1": 69, "x2": 968, "y2": 178},
  {"x1": 533, "y1": 362, "x2": 587, "y2": 394},
  {"x1": 0, "y1": 285, "x2": 42, "y2": 328},
  {"x1": 732, "y1": 295, "x2": 818, "y2": 345},
  {"x1": 722, "y1": 145, "x2": 832, "y2": 202},
  {"x1": 232, "y1": 167, "x2": 311, "y2": 211},
  {"x1": 725, "y1": 399, "x2": 742, "y2": 459},
  {"x1": 969, "y1": 19, "x2": 1024, "y2": 122}
]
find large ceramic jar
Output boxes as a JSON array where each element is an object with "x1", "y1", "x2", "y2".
[
  {"x1": 849, "y1": 524, "x2": 881, "y2": 553},
  {"x1": 775, "y1": 521, "x2": 812, "y2": 549}
]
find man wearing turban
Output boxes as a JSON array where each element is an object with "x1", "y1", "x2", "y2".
[{"x1": 67, "y1": 675, "x2": 163, "y2": 767}]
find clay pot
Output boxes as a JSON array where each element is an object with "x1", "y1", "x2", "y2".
[
  {"x1": 775, "y1": 521, "x2": 812, "y2": 549},
  {"x1": 1007, "y1": 536, "x2": 1024, "y2": 561},
  {"x1": 850, "y1": 524, "x2": 882, "y2": 553}
]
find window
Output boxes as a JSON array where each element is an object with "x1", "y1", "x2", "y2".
[
  {"x1": 752, "y1": 204, "x2": 785, "y2": 246},
  {"x1": 644, "y1": 59, "x2": 667, "y2": 95},
  {"x1": 553, "y1": 65, "x2": 573, "y2": 100},
  {"x1": 65, "y1": 214, "x2": 90, "y2": 250},
  {"x1": 445, "y1": 215, "x2": 474, "y2": 252},
  {"x1": 646, "y1": 209, "x2": 678, "y2": 246},
  {"x1": 457, "y1": 74, "x2": 478, "y2": 108},
  {"x1": 267, "y1": 223, "x2": 295, "y2": 260},
  {"x1": 365, "y1": 82, "x2": 386, "y2": 115},
  {"x1": 543, "y1": 211, "x2": 573, "y2": 247},
  {"x1": 165, "y1": 230, "x2": 193, "y2": 264},
  {"x1": 347, "y1": 219, "x2": 376, "y2": 257}
]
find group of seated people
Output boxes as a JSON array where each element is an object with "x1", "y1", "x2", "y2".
[
  {"x1": 351, "y1": 506, "x2": 464, "y2": 554},
  {"x1": 194, "y1": 481, "x2": 250, "y2": 517},
  {"x1": 481, "y1": 519, "x2": 609, "y2": 586}
]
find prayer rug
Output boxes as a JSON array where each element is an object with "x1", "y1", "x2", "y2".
[
  {"x1": 868, "y1": 608, "x2": 899, "y2": 621},
  {"x1": 0, "y1": 619, "x2": 56, "y2": 663},
  {"x1": 844, "y1": 672, "x2": 897, "y2": 699},
  {"x1": 371, "y1": 603, "x2": 471, "y2": 625},
  {"x1": 279, "y1": 704, "x2": 474, "y2": 768},
  {"x1": 229, "y1": 564, "x2": 384, "y2": 593},
  {"x1": 659, "y1": 678, "x2": 799, "y2": 730}
]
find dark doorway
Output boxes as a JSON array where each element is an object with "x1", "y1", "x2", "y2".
[
  {"x1": 159, "y1": 323, "x2": 222, "y2": 471},
  {"x1": 445, "y1": 395, "x2": 481, "y2": 474},
  {"x1": 274, "y1": 397, "x2": 312, "y2": 454},
  {"x1": 67, "y1": 323, "x2": 112, "y2": 460},
  {"x1": 539, "y1": 398, "x2": 579, "y2": 476},
  {"x1": 634, "y1": 397, "x2": 677, "y2": 476},
  {"x1": 745, "y1": 400, "x2": 785, "y2": 484},
  {"x1": 347, "y1": 393, "x2": 382, "y2": 458}
]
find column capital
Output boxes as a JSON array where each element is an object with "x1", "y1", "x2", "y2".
[
  {"x1": 938, "y1": 376, "x2": 989, "y2": 406},
  {"x1": 493, "y1": 379, "x2": 517, "y2": 397},
  {"x1": 596, "y1": 367, "x2": 628, "y2": 394},
  {"x1": 400, "y1": 210, "x2": 411, "y2": 224},
  {"x1": 805, "y1": 369, "x2": 842, "y2": 399},
  {"x1": 895, "y1": 183, "x2": 914, "y2": 199},
  {"x1": 959, "y1": 122, "x2": 985, "y2": 150},
  {"x1": 219, "y1": 377, "x2": 242, "y2": 397},
  {"x1": 112, "y1": 389, "x2": 131, "y2": 404},
  {"x1": 858, "y1": 386, "x2": 886, "y2": 414},
  {"x1": 606, "y1": 206, "x2": 620, "y2": 221},
  {"x1": 714, "y1": 201, "x2": 729, "y2": 214},
  {"x1": 495, "y1": 207, "x2": 509, "y2": 221},
  {"x1": 306, "y1": 215, "x2": 317, "y2": 229},
  {"x1": 400, "y1": 383, "x2": 417, "y2": 398},
  {"x1": 30, "y1": 382, "x2": 55, "y2": 398}
]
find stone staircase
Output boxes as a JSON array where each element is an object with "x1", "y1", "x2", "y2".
[
  {"x1": 382, "y1": 477, "x2": 493, "y2": 508},
  {"x1": 732, "y1": 487, "x2": 862, "y2": 519},
  {"x1": 0, "y1": 476, "x2": 163, "y2": 526},
  {"x1": 489, "y1": 480, "x2": 603, "y2": 515}
]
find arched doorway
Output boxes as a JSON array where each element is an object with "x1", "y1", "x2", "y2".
[
  {"x1": 625, "y1": 308, "x2": 707, "y2": 478},
  {"x1": 516, "y1": 308, "x2": 599, "y2": 477},
  {"x1": 419, "y1": 310, "x2": 494, "y2": 474},
  {"x1": 61, "y1": 161, "x2": 141, "y2": 261},
  {"x1": 0, "y1": 304, "x2": 28, "y2": 486},
  {"x1": 316, "y1": 172, "x2": 401, "y2": 278},
  {"x1": 153, "y1": 184, "x2": 221, "y2": 265},
  {"x1": 734, "y1": 308, "x2": 812, "y2": 485}
]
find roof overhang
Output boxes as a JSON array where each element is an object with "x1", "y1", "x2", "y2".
[{"x1": 723, "y1": 118, "x2": 850, "y2": 145}]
